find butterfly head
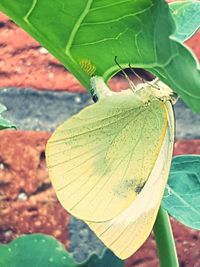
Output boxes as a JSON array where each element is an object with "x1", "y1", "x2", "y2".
[{"x1": 134, "y1": 80, "x2": 178, "y2": 105}]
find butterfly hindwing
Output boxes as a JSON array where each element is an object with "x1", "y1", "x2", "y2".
[{"x1": 86, "y1": 101, "x2": 174, "y2": 259}]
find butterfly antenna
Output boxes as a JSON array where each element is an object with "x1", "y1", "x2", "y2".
[
  {"x1": 115, "y1": 56, "x2": 136, "y2": 92},
  {"x1": 128, "y1": 64, "x2": 146, "y2": 83},
  {"x1": 151, "y1": 77, "x2": 159, "y2": 85},
  {"x1": 128, "y1": 63, "x2": 160, "y2": 90}
]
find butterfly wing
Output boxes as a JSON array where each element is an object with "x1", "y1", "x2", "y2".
[
  {"x1": 86, "y1": 101, "x2": 174, "y2": 259},
  {"x1": 46, "y1": 92, "x2": 168, "y2": 222}
]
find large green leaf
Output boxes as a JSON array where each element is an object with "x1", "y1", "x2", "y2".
[
  {"x1": 79, "y1": 249, "x2": 124, "y2": 267},
  {"x1": 0, "y1": 234, "x2": 76, "y2": 267},
  {"x1": 0, "y1": 104, "x2": 16, "y2": 130},
  {"x1": 0, "y1": 0, "x2": 200, "y2": 112},
  {"x1": 162, "y1": 155, "x2": 200, "y2": 230},
  {"x1": 170, "y1": 0, "x2": 200, "y2": 42}
]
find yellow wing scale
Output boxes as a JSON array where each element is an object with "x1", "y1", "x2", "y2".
[
  {"x1": 46, "y1": 78, "x2": 174, "y2": 259},
  {"x1": 86, "y1": 101, "x2": 174, "y2": 259},
  {"x1": 46, "y1": 95, "x2": 167, "y2": 222}
]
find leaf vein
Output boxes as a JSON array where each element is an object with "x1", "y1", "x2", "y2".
[
  {"x1": 23, "y1": 0, "x2": 38, "y2": 23},
  {"x1": 82, "y1": 6, "x2": 153, "y2": 26},
  {"x1": 166, "y1": 185, "x2": 200, "y2": 216},
  {"x1": 65, "y1": 0, "x2": 94, "y2": 53},
  {"x1": 90, "y1": 0, "x2": 133, "y2": 12},
  {"x1": 73, "y1": 27, "x2": 129, "y2": 47}
]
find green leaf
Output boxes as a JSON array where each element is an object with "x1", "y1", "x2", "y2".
[
  {"x1": 0, "y1": 104, "x2": 16, "y2": 130},
  {"x1": 170, "y1": 0, "x2": 200, "y2": 42},
  {"x1": 162, "y1": 155, "x2": 200, "y2": 230},
  {"x1": 79, "y1": 249, "x2": 124, "y2": 267},
  {"x1": 0, "y1": 234, "x2": 77, "y2": 267},
  {"x1": 0, "y1": 1, "x2": 200, "y2": 113}
]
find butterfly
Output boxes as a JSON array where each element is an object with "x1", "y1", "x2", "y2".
[{"x1": 46, "y1": 76, "x2": 175, "y2": 259}]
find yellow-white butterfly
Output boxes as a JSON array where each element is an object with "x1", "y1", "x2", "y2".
[{"x1": 46, "y1": 76, "x2": 175, "y2": 259}]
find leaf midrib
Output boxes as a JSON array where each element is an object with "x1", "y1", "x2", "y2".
[
  {"x1": 65, "y1": 0, "x2": 94, "y2": 54},
  {"x1": 165, "y1": 184, "x2": 200, "y2": 216}
]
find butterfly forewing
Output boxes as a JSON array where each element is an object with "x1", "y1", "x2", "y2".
[{"x1": 46, "y1": 91, "x2": 168, "y2": 222}]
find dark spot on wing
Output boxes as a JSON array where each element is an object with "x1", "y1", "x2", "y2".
[
  {"x1": 114, "y1": 179, "x2": 136, "y2": 198},
  {"x1": 135, "y1": 180, "x2": 146, "y2": 193}
]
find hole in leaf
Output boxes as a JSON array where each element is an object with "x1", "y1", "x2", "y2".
[{"x1": 109, "y1": 68, "x2": 155, "y2": 91}]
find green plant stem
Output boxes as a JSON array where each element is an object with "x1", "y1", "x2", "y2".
[{"x1": 153, "y1": 207, "x2": 179, "y2": 267}]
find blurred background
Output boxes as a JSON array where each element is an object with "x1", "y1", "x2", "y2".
[{"x1": 0, "y1": 4, "x2": 200, "y2": 267}]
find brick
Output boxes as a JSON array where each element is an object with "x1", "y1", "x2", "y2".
[{"x1": 0, "y1": 131, "x2": 70, "y2": 248}]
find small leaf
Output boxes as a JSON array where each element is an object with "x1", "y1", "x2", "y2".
[
  {"x1": 79, "y1": 249, "x2": 124, "y2": 267},
  {"x1": 0, "y1": 104, "x2": 16, "y2": 130},
  {"x1": 170, "y1": 0, "x2": 200, "y2": 42},
  {"x1": 162, "y1": 155, "x2": 200, "y2": 230},
  {"x1": 0, "y1": 234, "x2": 77, "y2": 267}
]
